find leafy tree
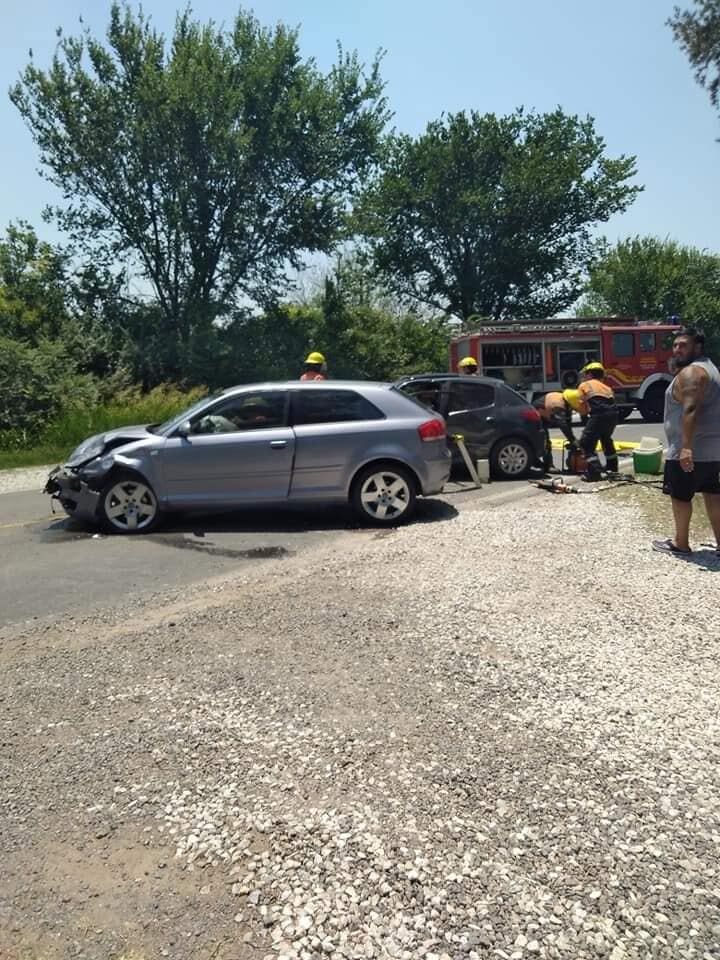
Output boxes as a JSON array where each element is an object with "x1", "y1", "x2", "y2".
[
  {"x1": 0, "y1": 336, "x2": 99, "y2": 446},
  {"x1": 669, "y1": 1, "x2": 720, "y2": 112},
  {"x1": 0, "y1": 223, "x2": 69, "y2": 343},
  {"x1": 357, "y1": 108, "x2": 641, "y2": 324},
  {"x1": 11, "y1": 3, "x2": 389, "y2": 366},
  {"x1": 0, "y1": 224, "x2": 134, "y2": 388},
  {"x1": 578, "y1": 235, "x2": 720, "y2": 352}
]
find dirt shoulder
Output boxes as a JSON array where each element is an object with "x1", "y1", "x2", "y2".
[{"x1": 1, "y1": 488, "x2": 719, "y2": 960}]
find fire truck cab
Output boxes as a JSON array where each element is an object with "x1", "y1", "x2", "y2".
[{"x1": 450, "y1": 317, "x2": 679, "y2": 422}]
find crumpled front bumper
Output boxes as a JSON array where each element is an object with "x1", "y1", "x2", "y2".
[{"x1": 44, "y1": 466, "x2": 101, "y2": 521}]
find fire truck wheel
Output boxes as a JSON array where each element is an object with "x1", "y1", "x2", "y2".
[{"x1": 639, "y1": 384, "x2": 666, "y2": 423}]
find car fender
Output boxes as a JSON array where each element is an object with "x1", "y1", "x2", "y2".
[
  {"x1": 342, "y1": 444, "x2": 429, "y2": 496},
  {"x1": 83, "y1": 449, "x2": 160, "y2": 493}
]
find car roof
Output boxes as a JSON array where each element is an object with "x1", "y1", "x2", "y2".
[
  {"x1": 219, "y1": 380, "x2": 391, "y2": 395},
  {"x1": 394, "y1": 373, "x2": 504, "y2": 386}
]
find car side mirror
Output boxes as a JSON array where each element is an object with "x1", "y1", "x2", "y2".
[{"x1": 175, "y1": 420, "x2": 192, "y2": 438}]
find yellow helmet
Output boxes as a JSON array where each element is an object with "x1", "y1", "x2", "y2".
[
  {"x1": 305, "y1": 351, "x2": 325, "y2": 365},
  {"x1": 581, "y1": 361, "x2": 605, "y2": 376},
  {"x1": 562, "y1": 388, "x2": 583, "y2": 412},
  {"x1": 458, "y1": 356, "x2": 478, "y2": 369}
]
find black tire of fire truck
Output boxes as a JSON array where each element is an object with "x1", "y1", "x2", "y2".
[
  {"x1": 616, "y1": 405, "x2": 633, "y2": 422},
  {"x1": 638, "y1": 383, "x2": 667, "y2": 423}
]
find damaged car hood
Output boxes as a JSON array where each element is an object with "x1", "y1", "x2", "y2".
[{"x1": 65, "y1": 424, "x2": 155, "y2": 468}]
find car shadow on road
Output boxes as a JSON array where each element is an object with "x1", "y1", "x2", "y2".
[{"x1": 40, "y1": 497, "x2": 458, "y2": 540}]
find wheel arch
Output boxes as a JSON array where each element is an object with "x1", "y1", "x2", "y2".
[
  {"x1": 634, "y1": 373, "x2": 672, "y2": 400},
  {"x1": 349, "y1": 457, "x2": 422, "y2": 499}
]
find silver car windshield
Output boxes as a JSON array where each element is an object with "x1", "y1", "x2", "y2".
[{"x1": 155, "y1": 393, "x2": 216, "y2": 435}]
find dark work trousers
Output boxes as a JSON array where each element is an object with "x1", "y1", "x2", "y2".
[
  {"x1": 542, "y1": 415, "x2": 575, "y2": 471},
  {"x1": 541, "y1": 422, "x2": 553, "y2": 470},
  {"x1": 580, "y1": 410, "x2": 618, "y2": 478}
]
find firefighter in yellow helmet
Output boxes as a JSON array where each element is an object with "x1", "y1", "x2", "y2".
[
  {"x1": 533, "y1": 391, "x2": 578, "y2": 471},
  {"x1": 300, "y1": 351, "x2": 327, "y2": 381},
  {"x1": 576, "y1": 361, "x2": 619, "y2": 480},
  {"x1": 458, "y1": 356, "x2": 479, "y2": 376}
]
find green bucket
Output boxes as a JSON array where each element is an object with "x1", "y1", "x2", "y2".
[{"x1": 633, "y1": 446, "x2": 663, "y2": 475}]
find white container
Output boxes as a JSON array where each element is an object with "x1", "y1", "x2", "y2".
[{"x1": 476, "y1": 459, "x2": 490, "y2": 483}]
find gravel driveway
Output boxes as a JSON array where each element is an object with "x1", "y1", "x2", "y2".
[{"x1": 1, "y1": 488, "x2": 718, "y2": 960}]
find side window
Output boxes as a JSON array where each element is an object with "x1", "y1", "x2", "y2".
[
  {"x1": 191, "y1": 391, "x2": 287, "y2": 434},
  {"x1": 639, "y1": 332, "x2": 656, "y2": 353},
  {"x1": 447, "y1": 382, "x2": 495, "y2": 413},
  {"x1": 293, "y1": 390, "x2": 385, "y2": 425},
  {"x1": 398, "y1": 381, "x2": 444, "y2": 414},
  {"x1": 612, "y1": 333, "x2": 635, "y2": 358}
]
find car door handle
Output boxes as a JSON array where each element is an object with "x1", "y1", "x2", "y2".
[
  {"x1": 485, "y1": 416, "x2": 495, "y2": 422},
  {"x1": 270, "y1": 440, "x2": 287, "y2": 449}
]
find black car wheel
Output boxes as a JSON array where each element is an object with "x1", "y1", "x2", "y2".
[{"x1": 490, "y1": 437, "x2": 533, "y2": 479}]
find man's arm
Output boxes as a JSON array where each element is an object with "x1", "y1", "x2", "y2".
[{"x1": 675, "y1": 366, "x2": 708, "y2": 471}]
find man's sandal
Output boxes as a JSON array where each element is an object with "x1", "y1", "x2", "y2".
[{"x1": 651, "y1": 538, "x2": 692, "y2": 556}]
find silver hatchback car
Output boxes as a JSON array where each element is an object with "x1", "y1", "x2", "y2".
[{"x1": 45, "y1": 381, "x2": 451, "y2": 533}]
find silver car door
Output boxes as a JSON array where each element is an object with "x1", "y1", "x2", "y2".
[
  {"x1": 289, "y1": 388, "x2": 386, "y2": 498},
  {"x1": 158, "y1": 390, "x2": 294, "y2": 507}
]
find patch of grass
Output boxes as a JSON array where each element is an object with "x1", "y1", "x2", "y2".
[{"x1": 0, "y1": 384, "x2": 206, "y2": 470}]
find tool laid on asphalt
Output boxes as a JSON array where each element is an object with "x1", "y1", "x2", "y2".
[
  {"x1": 451, "y1": 434, "x2": 482, "y2": 487},
  {"x1": 532, "y1": 478, "x2": 579, "y2": 494}
]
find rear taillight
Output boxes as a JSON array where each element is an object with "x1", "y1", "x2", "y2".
[
  {"x1": 418, "y1": 418, "x2": 446, "y2": 442},
  {"x1": 521, "y1": 408, "x2": 541, "y2": 423}
]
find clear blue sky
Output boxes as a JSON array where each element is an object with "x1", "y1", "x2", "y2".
[{"x1": 1, "y1": 0, "x2": 718, "y2": 250}]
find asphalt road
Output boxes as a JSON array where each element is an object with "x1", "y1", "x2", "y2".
[{"x1": 0, "y1": 416, "x2": 664, "y2": 630}]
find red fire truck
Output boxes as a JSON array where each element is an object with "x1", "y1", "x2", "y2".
[{"x1": 449, "y1": 316, "x2": 680, "y2": 421}]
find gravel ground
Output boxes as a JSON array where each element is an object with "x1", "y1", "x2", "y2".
[
  {"x1": 1, "y1": 489, "x2": 719, "y2": 960},
  {"x1": 0, "y1": 464, "x2": 53, "y2": 494}
]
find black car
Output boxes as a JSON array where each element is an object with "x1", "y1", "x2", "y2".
[{"x1": 394, "y1": 374, "x2": 545, "y2": 479}]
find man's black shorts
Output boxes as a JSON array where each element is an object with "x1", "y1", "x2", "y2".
[{"x1": 663, "y1": 460, "x2": 720, "y2": 502}]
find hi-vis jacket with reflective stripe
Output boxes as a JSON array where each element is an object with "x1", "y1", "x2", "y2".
[{"x1": 578, "y1": 378, "x2": 616, "y2": 415}]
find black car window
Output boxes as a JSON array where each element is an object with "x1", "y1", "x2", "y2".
[
  {"x1": 190, "y1": 391, "x2": 288, "y2": 434},
  {"x1": 447, "y1": 381, "x2": 495, "y2": 413},
  {"x1": 293, "y1": 389, "x2": 385, "y2": 425},
  {"x1": 499, "y1": 385, "x2": 532, "y2": 407},
  {"x1": 398, "y1": 380, "x2": 444, "y2": 413}
]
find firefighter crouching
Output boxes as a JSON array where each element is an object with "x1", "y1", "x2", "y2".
[
  {"x1": 458, "y1": 357, "x2": 479, "y2": 376},
  {"x1": 576, "y1": 361, "x2": 619, "y2": 480},
  {"x1": 533, "y1": 391, "x2": 578, "y2": 472}
]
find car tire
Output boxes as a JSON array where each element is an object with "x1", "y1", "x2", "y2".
[
  {"x1": 98, "y1": 470, "x2": 162, "y2": 534},
  {"x1": 639, "y1": 384, "x2": 666, "y2": 423},
  {"x1": 351, "y1": 462, "x2": 417, "y2": 526},
  {"x1": 490, "y1": 437, "x2": 533, "y2": 480}
]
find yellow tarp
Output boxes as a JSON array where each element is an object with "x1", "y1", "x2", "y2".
[{"x1": 550, "y1": 438, "x2": 641, "y2": 451}]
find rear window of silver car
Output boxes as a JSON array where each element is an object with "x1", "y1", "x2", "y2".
[{"x1": 292, "y1": 389, "x2": 385, "y2": 425}]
